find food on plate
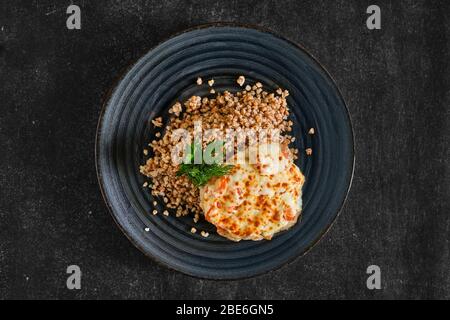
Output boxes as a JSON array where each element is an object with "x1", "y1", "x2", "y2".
[{"x1": 139, "y1": 76, "x2": 306, "y2": 240}]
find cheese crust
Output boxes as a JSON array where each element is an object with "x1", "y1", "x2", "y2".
[{"x1": 199, "y1": 143, "x2": 305, "y2": 241}]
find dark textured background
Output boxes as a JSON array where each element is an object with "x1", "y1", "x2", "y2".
[{"x1": 0, "y1": 0, "x2": 449, "y2": 299}]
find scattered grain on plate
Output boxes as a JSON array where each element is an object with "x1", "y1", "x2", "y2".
[
  {"x1": 306, "y1": 148, "x2": 313, "y2": 156},
  {"x1": 151, "y1": 117, "x2": 163, "y2": 127},
  {"x1": 190, "y1": 227, "x2": 197, "y2": 233},
  {"x1": 193, "y1": 213, "x2": 200, "y2": 223},
  {"x1": 152, "y1": 209, "x2": 158, "y2": 215},
  {"x1": 143, "y1": 182, "x2": 148, "y2": 187},
  {"x1": 196, "y1": 77, "x2": 202, "y2": 85},
  {"x1": 237, "y1": 76, "x2": 245, "y2": 86},
  {"x1": 155, "y1": 132, "x2": 161, "y2": 138},
  {"x1": 245, "y1": 85, "x2": 251, "y2": 91},
  {"x1": 163, "y1": 210, "x2": 169, "y2": 216},
  {"x1": 308, "y1": 127, "x2": 315, "y2": 135},
  {"x1": 144, "y1": 227, "x2": 150, "y2": 232},
  {"x1": 210, "y1": 89, "x2": 215, "y2": 94},
  {"x1": 201, "y1": 231, "x2": 209, "y2": 237},
  {"x1": 153, "y1": 201, "x2": 157, "y2": 206},
  {"x1": 208, "y1": 79, "x2": 214, "y2": 87},
  {"x1": 143, "y1": 149, "x2": 148, "y2": 155},
  {"x1": 169, "y1": 102, "x2": 182, "y2": 116}
]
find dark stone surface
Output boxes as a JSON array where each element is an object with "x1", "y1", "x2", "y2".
[{"x1": 0, "y1": 0, "x2": 448, "y2": 299}]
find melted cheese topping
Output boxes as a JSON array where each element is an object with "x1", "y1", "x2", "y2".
[{"x1": 199, "y1": 143, "x2": 305, "y2": 241}]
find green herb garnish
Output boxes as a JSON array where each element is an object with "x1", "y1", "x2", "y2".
[
  {"x1": 177, "y1": 162, "x2": 233, "y2": 187},
  {"x1": 177, "y1": 142, "x2": 233, "y2": 187}
]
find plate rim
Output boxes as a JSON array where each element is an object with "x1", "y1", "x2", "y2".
[{"x1": 95, "y1": 22, "x2": 356, "y2": 280}]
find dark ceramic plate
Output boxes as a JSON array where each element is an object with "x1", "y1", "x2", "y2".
[{"x1": 96, "y1": 24, "x2": 354, "y2": 279}]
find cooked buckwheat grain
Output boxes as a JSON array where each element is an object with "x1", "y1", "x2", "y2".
[{"x1": 140, "y1": 83, "x2": 295, "y2": 216}]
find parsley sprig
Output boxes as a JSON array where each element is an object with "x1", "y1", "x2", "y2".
[{"x1": 176, "y1": 142, "x2": 233, "y2": 187}]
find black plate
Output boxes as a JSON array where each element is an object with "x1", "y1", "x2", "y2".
[{"x1": 96, "y1": 24, "x2": 354, "y2": 279}]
